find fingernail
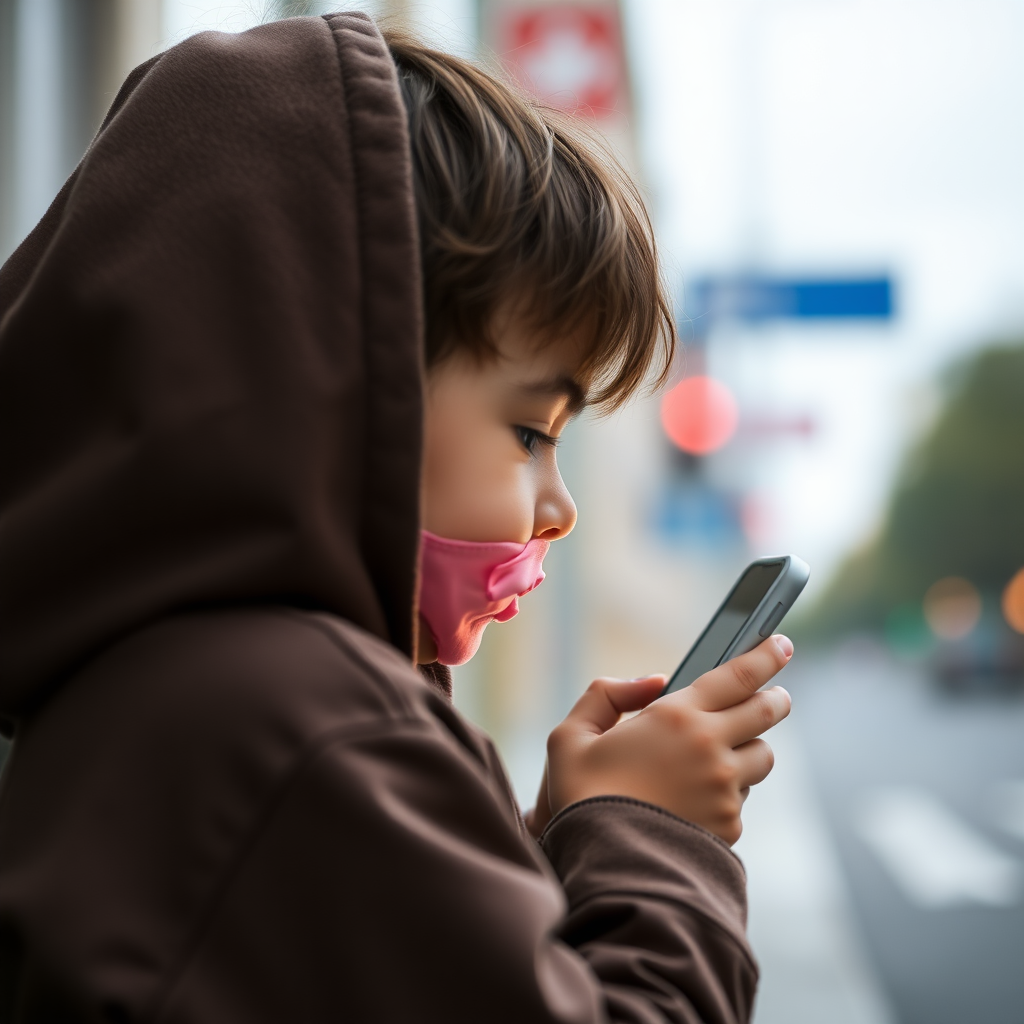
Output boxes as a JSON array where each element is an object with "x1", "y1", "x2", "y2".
[{"x1": 773, "y1": 635, "x2": 794, "y2": 659}]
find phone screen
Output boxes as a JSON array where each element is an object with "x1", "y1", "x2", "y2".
[{"x1": 665, "y1": 562, "x2": 783, "y2": 691}]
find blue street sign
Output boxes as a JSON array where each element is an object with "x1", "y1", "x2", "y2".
[
  {"x1": 685, "y1": 274, "x2": 894, "y2": 332},
  {"x1": 651, "y1": 481, "x2": 743, "y2": 547}
]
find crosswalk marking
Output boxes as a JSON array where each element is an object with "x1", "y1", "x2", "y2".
[{"x1": 855, "y1": 787, "x2": 1022, "y2": 908}]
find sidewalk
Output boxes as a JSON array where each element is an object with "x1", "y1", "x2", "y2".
[{"x1": 735, "y1": 716, "x2": 896, "y2": 1024}]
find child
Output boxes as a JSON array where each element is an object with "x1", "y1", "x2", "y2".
[{"x1": 0, "y1": 13, "x2": 792, "y2": 1022}]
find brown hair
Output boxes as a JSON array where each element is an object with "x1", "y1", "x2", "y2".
[{"x1": 386, "y1": 32, "x2": 676, "y2": 411}]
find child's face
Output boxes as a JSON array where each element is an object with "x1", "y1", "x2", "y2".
[
  {"x1": 417, "y1": 311, "x2": 582, "y2": 662},
  {"x1": 421, "y1": 312, "x2": 580, "y2": 543}
]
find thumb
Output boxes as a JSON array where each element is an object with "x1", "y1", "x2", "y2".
[
  {"x1": 526, "y1": 762, "x2": 552, "y2": 838},
  {"x1": 562, "y1": 675, "x2": 666, "y2": 737}
]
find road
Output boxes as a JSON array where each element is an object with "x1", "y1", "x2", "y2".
[{"x1": 786, "y1": 642, "x2": 1024, "y2": 1024}]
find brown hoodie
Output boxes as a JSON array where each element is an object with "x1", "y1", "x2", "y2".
[{"x1": 0, "y1": 13, "x2": 757, "y2": 1023}]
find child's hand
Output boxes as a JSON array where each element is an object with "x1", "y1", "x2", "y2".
[{"x1": 527, "y1": 636, "x2": 793, "y2": 844}]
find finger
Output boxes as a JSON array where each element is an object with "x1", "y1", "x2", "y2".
[
  {"x1": 732, "y1": 738, "x2": 776, "y2": 788},
  {"x1": 561, "y1": 676, "x2": 667, "y2": 736},
  {"x1": 718, "y1": 686, "x2": 792, "y2": 746},
  {"x1": 689, "y1": 635, "x2": 793, "y2": 712}
]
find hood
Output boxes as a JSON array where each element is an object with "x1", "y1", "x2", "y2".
[{"x1": 0, "y1": 13, "x2": 423, "y2": 723}]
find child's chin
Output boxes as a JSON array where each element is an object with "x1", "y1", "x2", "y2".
[{"x1": 438, "y1": 616, "x2": 497, "y2": 666}]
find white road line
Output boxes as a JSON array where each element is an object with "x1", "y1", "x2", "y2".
[
  {"x1": 993, "y1": 780, "x2": 1024, "y2": 844},
  {"x1": 855, "y1": 786, "x2": 1022, "y2": 909}
]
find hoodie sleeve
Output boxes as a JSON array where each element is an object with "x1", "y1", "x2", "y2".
[
  {"x1": 541, "y1": 798, "x2": 758, "y2": 1023},
  {"x1": 155, "y1": 707, "x2": 757, "y2": 1024}
]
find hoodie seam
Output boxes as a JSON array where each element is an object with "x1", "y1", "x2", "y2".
[
  {"x1": 541, "y1": 795, "x2": 743, "y2": 863},
  {"x1": 325, "y1": 12, "x2": 370, "y2": 520},
  {"x1": 323, "y1": 14, "x2": 399, "y2": 658},
  {"x1": 322, "y1": 12, "x2": 423, "y2": 659}
]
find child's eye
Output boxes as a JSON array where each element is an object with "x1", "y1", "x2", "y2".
[{"x1": 515, "y1": 425, "x2": 558, "y2": 454}]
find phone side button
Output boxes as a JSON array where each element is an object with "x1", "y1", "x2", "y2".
[{"x1": 758, "y1": 602, "x2": 786, "y2": 638}]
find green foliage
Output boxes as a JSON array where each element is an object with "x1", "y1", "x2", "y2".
[{"x1": 803, "y1": 341, "x2": 1024, "y2": 640}]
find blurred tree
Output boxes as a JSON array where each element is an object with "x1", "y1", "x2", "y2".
[{"x1": 803, "y1": 341, "x2": 1024, "y2": 640}]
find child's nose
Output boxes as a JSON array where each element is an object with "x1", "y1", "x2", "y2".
[{"x1": 534, "y1": 473, "x2": 577, "y2": 540}]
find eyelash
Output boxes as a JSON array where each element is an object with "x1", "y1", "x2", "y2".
[{"x1": 515, "y1": 425, "x2": 559, "y2": 454}]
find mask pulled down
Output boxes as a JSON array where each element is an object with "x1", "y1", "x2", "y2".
[{"x1": 418, "y1": 530, "x2": 550, "y2": 666}]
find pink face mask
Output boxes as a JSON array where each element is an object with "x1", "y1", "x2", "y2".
[{"x1": 418, "y1": 530, "x2": 550, "y2": 666}]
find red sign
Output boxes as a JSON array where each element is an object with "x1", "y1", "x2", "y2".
[{"x1": 489, "y1": 2, "x2": 628, "y2": 118}]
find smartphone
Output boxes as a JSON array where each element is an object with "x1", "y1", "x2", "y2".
[{"x1": 661, "y1": 555, "x2": 810, "y2": 696}]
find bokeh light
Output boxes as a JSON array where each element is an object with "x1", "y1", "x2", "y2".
[
  {"x1": 1002, "y1": 567, "x2": 1024, "y2": 634},
  {"x1": 660, "y1": 375, "x2": 739, "y2": 455},
  {"x1": 922, "y1": 576, "x2": 982, "y2": 640}
]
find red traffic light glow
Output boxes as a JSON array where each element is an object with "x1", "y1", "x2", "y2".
[{"x1": 660, "y1": 375, "x2": 739, "y2": 455}]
